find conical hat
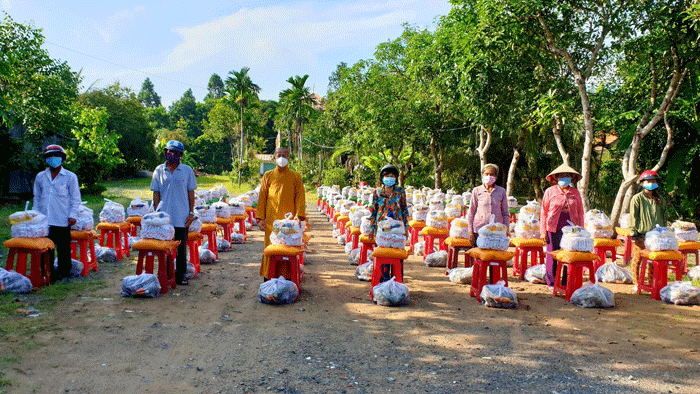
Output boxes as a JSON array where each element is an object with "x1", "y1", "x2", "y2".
[{"x1": 546, "y1": 163, "x2": 581, "y2": 183}]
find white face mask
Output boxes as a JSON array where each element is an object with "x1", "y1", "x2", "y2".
[{"x1": 276, "y1": 157, "x2": 288, "y2": 167}]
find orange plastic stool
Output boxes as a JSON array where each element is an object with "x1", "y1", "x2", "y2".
[
  {"x1": 593, "y1": 238, "x2": 623, "y2": 271},
  {"x1": 187, "y1": 232, "x2": 203, "y2": 275},
  {"x1": 615, "y1": 228, "x2": 633, "y2": 264},
  {"x1": 370, "y1": 247, "x2": 407, "y2": 301},
  {"x1": 421, "y1": 227, "x2": 449, "y2": 261},
  {"x1": 200, "y1": 223, "x2": 219, "y2": 259},
  {"x1": 348, "y1": 226, "x2": 361, "y2": 250},
  {"x1": 245, "y1": 206, "x2": 255, "y2": 226},
  {"x1": 70, "y1": 230, "x2": 98, "y2": 276},
  {"x1": 216, "y1": 217, "x2": 234, "y2": 243},
  {"x1": 512, "y1": 240, "x2": 546, "y2": 280},
  {"x1": 444, "y1": 237, "x2": 473, "y2": 275},
  {"x1": 133, "y1": 239, "x2": 179, "y2": 294},
  {"x1": 264, "y1": 245, "x2": 303, "y2": 291},
  {"x1": 337, "y1": 216, "x2": 349, "y2": 236},
  {"x1": 126, "y1": 216, "x2": 142, "y2": 236},
  {"x1": 359, "y1": 235, "x2": 376, "y2": 266},
  {"x1": 97, "y1": 222, "x2": 132, "y2": 260},
  {"x1": 679, "y1": 241, "x2": 700, "y2": 273},
  {"x1": 4, "y1": 237, "x2": 54, "y2": 288},
  {"x1": 231, "y1": 215, "x2": 247, "y2": 242},
  {"x1": 636, "y1": 249, "x2": 684, "y2": 300}
]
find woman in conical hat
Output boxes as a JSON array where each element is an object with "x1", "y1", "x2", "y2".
[{"x1": 540, "y1": 163, "x2": 585, "y2": 288}]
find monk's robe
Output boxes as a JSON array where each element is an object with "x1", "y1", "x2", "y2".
[{"x1": 258, "y1": 166, "x2": 306, "y2": 277}]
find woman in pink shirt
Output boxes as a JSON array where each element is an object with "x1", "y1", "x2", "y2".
[
  {"x1": 467, "y1": 164, "x2": 509, "y2": 244},
  {"x1": 540, "y1": 164, "x2": 585, "y2": 288}
]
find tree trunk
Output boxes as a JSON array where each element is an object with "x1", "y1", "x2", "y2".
[
  {"x1": 552, "y1": 115, "x2": 569, "y2": 166},
  {"x1": 477, "y1": 125, "x2": 492, "y2": 170},
  {"x1": 429, "y1": 134, "x2": 444, "y2": 190},
  {"x1": 506, "y1": 131, "x2": 527, "y2": 196}
]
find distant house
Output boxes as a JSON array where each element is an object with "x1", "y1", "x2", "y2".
[
  {"x1": 255, "y1": 154, "x2": 275, "y2": 176},
  {"x1": 310, "y1": 93, "x2": 325, "y2": 111}
]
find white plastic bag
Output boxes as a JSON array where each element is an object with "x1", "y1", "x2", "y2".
[
  {"x1": 426, "y1": 210, "x2": 448, "y2": 229},
  {"x1": 140, "y1": 224, "x2": 175, "y2": 241},
  {"x1": 585, "y1": 209, "x2": 614, "y2": 239},
  {"x1": 424, "y1": 250, "x2": 448, "y2": 267},
  {"x1": 0, "y1": 268, "x2": 32, "y2": 294},
  {"x1": 411, "y1": 204, "x2": 429, "y2": 221},
  {"x1": 142, "y1": 211, "x2": 171, "y2": 226},
  {"x1": 199, "y1": 247, "x2": 216, "y2": 264},
  {"x1": 127, "y1": 198, "x2": 150, "y2": 217},
  {"x1": 217, "y1": 238, "x2": 231, "y2": 252},
  {"x1": 95, "y1": 246, "x2": 117, "y2": 264},
  {"x1": 560, "y1": 222, "x2": 594, "y2": 252},
  {"x1": 211, "y1": 201, "x2": 231, "y2": 218},
  {"x1": 355, "y1": 262, "x2": 373, "y2": 281},
  {"x1": 660, "y1": 281, "x2": 700, "y2": 305},
  {"x1": 258, "y1": 276, "x2": 299, "y2": 304},
  {"x1": 413, "y1": 241, "x2": 426, "y2": 256},
  {"x1": 270, "y1": 213, "x2": 303, "y2": 246},
  {"x1": 72, "y1": 202, "x2": 94, "y2": 231},
  {"x1": 53, "y1": 258, "x2": 84, "y2": 277},
  {"x1": 524, "y1": 264, "x2": 546, "y2": 284},
  {"x1": 99, "y1": 198, "x2": 125, "y2": 223},
  {"x1": 348, "y1": 248, "x2": 361, "y2": 265},
  {"x1": 448, "y1": 267, "x2": 473, "y2": 284},
  {"x1": 594, "y1": 262, "x2": 634, "y2": 284},
  {"x1": 373, "y1": 277, "x2": 410, "y2": 306},
  {"x1": 644, "y1": 225, "x2": 679, "y2": 251},
  {"x1": 449, "y1": 218, "x2": 471, "y2": 239},
  {"x1": 687, "y1": 266, "x2": 700, "y2": 280},
  {"x1": 570, "y1": 283, "x2": 615, "y2": 308},
  {"x1": 671, "y1": 221, "x2": 698, "y2": 242},
  {"x1": 228, "y1": 201, "x2": 246, "y2": 216},
  {"x1": 10, "y1": 202, "x2": 48, "y2": 238},
  {"x1": 376, "y1": 218, "x2": 406, "y2": 249},
  {"x1": 507, "y1": 196, "x2": 518, "y2": 208},
  {"x1": 195, "y1": 205, "x2": 217, "y2": 223},
  {"x1": 480, "y1": 280, "x2": 517, "y2": 308},
  {"x1": 120, "y1": 273, "x2": 160, "y2": 298},
  {"x1": 344, "y1": 242, "x2": 354, "y2": 255},
  {"x1": 188, "y1": 217, "x2": 203, "y2": 233}
]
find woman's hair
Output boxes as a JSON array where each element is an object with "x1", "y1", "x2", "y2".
[{"x1": 482, "y1": 163, "x2": 499, "y2": 176}]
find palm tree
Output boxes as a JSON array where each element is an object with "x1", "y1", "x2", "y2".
[
  {"x1": 278, "y1": 75, "x2": 314, "y2": 158},
  {"x1": 224, "y1": 67, "x2": 260, "y2": 184}
]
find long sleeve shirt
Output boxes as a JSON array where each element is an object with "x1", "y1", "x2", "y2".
[
  {"x1": 368, "y1": 186, "x2": 409, "y2": 233},
  {"x1": 467, "y1": 185, "x2": 509, "y2": 234},
  {"x1": 33, "y1": 167, "x2": 82, "y2": 227},
  {"x1": 628, "y1": 191, "x2": 667, "y2": 236},
  {"x1": 540, "y1": 185, "x2": 584, "y2": 237}
]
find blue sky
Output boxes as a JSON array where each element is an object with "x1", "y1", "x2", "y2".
[{"x1": 2, "y1": 0, "x2": 452, "y2": 107}]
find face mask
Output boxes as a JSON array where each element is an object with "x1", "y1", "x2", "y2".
[
  {"x1": 482, "y1": 175, "x2": 496, "y2": 186},
  {"x1": 558, "y1": 177, "x2": 572, "y2": 187},
  {"x1": 382, "y1": 177, "x2": 397, "y2": 187},
  {"x1": 643, "y1": 183, "x2": 659, "y2": 191},
  {"x1": 165, "y1": 151, "x2": 181, "y2": 164},
  {"x1": 276, "y1": 157, "x2": 288, "y2": 167},
  {"x1": 46, "y1": 157, "x2": 62, "y2": 168}
]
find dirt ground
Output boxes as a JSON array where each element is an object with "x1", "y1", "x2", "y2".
[{"x1": 3, "y1": 203, "x2": 700, "y2": 394}]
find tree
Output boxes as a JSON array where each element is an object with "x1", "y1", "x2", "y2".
[
  {"x1": 200, "y1": 100, "x2": 240, "y2": 170},
  {"x1": 137, "y1": 78, "x2": 161, "y2": 108},
  {"x1": 278, "y1": 74, "x2": 314, "y2": 159},
  {"x1": 225, "y1": 67, "x2": 261, "y2": 184},
  {"x1": 205, "y1": 73, "x2": 225, "y2": 100}
]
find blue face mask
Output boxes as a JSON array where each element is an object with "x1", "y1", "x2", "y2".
[
  {"x1": 382, "y1": 177, "x2": 397, "y2": 187},
  {"x1": 557, "y1": 177, "x2": 572, "y2": 187},
  {"x1": 46, "y1": 157, "x2": 62, "y2": 168},
  {"x1": 643, "y1": 183, "x2": 659, "y2": 191}
]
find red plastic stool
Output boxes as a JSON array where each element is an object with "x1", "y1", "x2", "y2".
[
  {"x1": 245, "y1": 206, "x2": 255, "y2": 226},
  {"x1": 200, "y1": 223, "x2": 219, "y2": 259},
  {"x1": 593, "y1": 238, "x2": 623, "y2": 271},
  {"x1": 337, "y1": 216, "x2": 349, "y2": 236},
  {"x1": 126, "y1": 216, "x2": 142, "y2": 236},
  {"x1": 550, "y1": 250, "x2": 597, "y2": 302},
  {"x1": 615, "y1": 228, "x2": 633, "y2": 264},
  {"x1": 444, "y1": 237, "x2": 473, "y2": 275},
  {"x1": 187, "y1": 232, "x2": 203, "y2": 275},
  {"x1": 679, "y1": 241, "x2": 700, "y2": 273},
  {"x1": 3, "y1": 237, "x2": 54, "y2": 288},
  {"x1": 359, "y1": 235, "x2": 376, "y2": 266},
  {"x1": 408, "y1": 220, "x2": 426, "y2": 252},
  {"x1": 421, "y1": 227, "x2": 449, "y2": 261},
  {"x1": 133, "y1": 239, "x2": 179, "y2": 294},
  {"x1": 370, "y1": 247, "x2": 407, "y2": 301},
  {"x1": 231, "y1": 215, "x2": 247, "y2": 242},
  {"x1": 637, "y1": 249, "x2": 682, "y2": 300},
  {"x1": 97, "y1": 222, "x2": 132, "y2": 260},
  {"x1": 468, "y1": 248, "x2": 513, "y2": 302},
  {"x1": 348, "y1": 226, "x2": 361, "y2": 250},
  {"x1": 70, "y1": 230, "x2": 98, "y2": 276},
  {"x1": 511, "y1": 238, "x2": 546, "y2": 280},
  {"x1": 216, "y1": 217, "x2": 234, "y2": 243},
  {"x1": 264, "y1": 245, "x2": 303, "y2": 291}
]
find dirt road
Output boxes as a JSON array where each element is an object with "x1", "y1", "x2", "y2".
[{"x1": 3, "y1": 204, "x2": 700, "y2": 393}]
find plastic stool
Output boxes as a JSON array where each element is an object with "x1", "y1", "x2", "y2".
[
  {"x1": 3, "y1": 237, "x2": 54, "y2": 288},
  {"x1": 348, "y1": 226, "x2": 361, "y2": 250},
  {"x1": 187, "y1": 232, "x2": 203, "y2": 275},
  {"x1": 679, "y1": 241, "x2": 700, "y2": 273},
  {"x1": 615, "y1": 228, "x2": 633, "y2": 264},
  {"x1": 231, "y1": 215, "x2": 247, "y2": 242},
  {"x1": 245, "y1": 206, "x2": 255, "y2": 226},
  {"x1": 467, "y1": 248, "x2": 514, "y2": 301},
  {"x1": 408, "y1": 220, "x2": 426, "y2": 252},
  {"x1": 637, "y1": 249, "x2": 683, "y2": 300},
  {"x1": 359, "y1": 235, "x2": 376, "y2": 266},
  {"x1": 264, "y1": 245, "x2": 303, "y2": 291},
  {"x1": 337, "y1": 216, "x2": 349, "y2": 236},
  {"x1": 370, "y1": 247, "x2": 408, "y2": 301},
  {"x1": 133, "y1": 239, "x2": 179, "y2": 294},
  {"x1": 70, "y1": 230, "x2": 98, "y2": 276},
  {"x1": 511, "y1": 238, "x2": 546, "y2": 280},
  {"x1": 444, "y1": 237, "x2": 472, "y2": 275},
  {"x1": 593, "y1": 238, "x2": 623, "y2": 271},
  {"x1": 97, "y1": 222, "x2": 132, "y2": 260},
  {"x1": 552, "y1": 260, "x2": 595, "y2": 302},
  {"x1": 216, "y1": 217, "x2": 234, "y2": 243},
  {"x1": 126, "y1": 216, "x2": 142, "y2": 236},
  {"x1": 421, "y1": 227, "x2": 449, "y2": 261},
  {"x1": 200, "y1": 223, "x2": 219, "y2": 259}
]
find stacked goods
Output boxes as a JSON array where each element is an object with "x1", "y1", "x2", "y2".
[
  {"x1": 351, "y1": 207, "x2": 371, "y2": 228},
  {"x1": 444, "y1": 203, "x2": 461, "y2": 219},
  {"x1": 618, "y1": 213, "x2": 630, "y2": 229},
  {"x1": 71, "y1": 203, "x2": 94, "y2": 231},
  {"x1": 476, "y1": 215, "x2": 509, "y2": 251},
  {"x1": 99, "y1": 199, "x2": 125, "y2": 223},
  {"x1": 258, "y1": 276, "x2": 299, "y2": 304},
  {"x1": 660, "y1": 282, "x2": 700, "y2": 305},
  {"x1": 361, "y1": 190, "x2": 374, "y2": 205},
  {"x1": 188, "y1": 217, "x2": 203, "y2": 233},
  {"x1": 348, "y1": 187, "x2": 359, "y2": 201},
  {"x1": 339, "y1": 201, "x2": 356, "y2": 216},
  {"x1": 426, "y1": 210, "x2": 448, "y2": 229},
  {"x1": 514, "y1": 201, "x2": 540, "y2": 239},
  {"x1": 140, "y1": 211, "x2": 175, "y2": 240},
  {"x1": 360, "y1": 217, "x2": 373, "y2": 236},
  {"x1": 412, "y1": 191, "x2": 426, "y2": 206},
  {"x1": 270, "y1": 213, "x2": 303, "y2": 246},
  {"x1": 0, "y1": 268, "x2": 32, "y2": 294},
  {"x1": 570, "y1": 284, "x2": 615, "y2": 308},
  {"x1": 429, "y1": 198, "x2": 445, "y2": 212},
  {"x1": 209, "y1": 184, "x2": 228, "y2": 200},
  {"x1": 196, "y1": 189, "x2": 211, "y2": 203},
  {"x1": 9, "y1": 203, "x2": 48, "y2": 238},
  {"x1": 127, "y1": 198, "x2": 150, "y2": 217},
  {"x1": 524, "y1": 264, "x2": 546, "y2": 284},
  {"x1": 644, "y1": 225, "x2": 679, "y2": 251},
  {"x1": 424, "y1": 250, "x2": 448, "y2": 267},
  {"x1": 585, "y1": 209, "x2": 614, "y2": 238},
  {"x1": 120, "y1": 273, "x2": 161, "y2": 298},
  {"x1": 560, "y1": 223, "x2": 594, "y2": 252},
  {"x1": 671, "y1": 221, "x2": 698, "y2": 242},
  {"x1": 450, "y1": 195, "x2": 465, "y2": 208},
  {"x1": 195, "y1": 205, "x2": 217, "y2": 223},
  {"x1": 507, "y1": 196, "x2": 518, "y2": 208},
  {"x1": 412, "y1": 204, "x2": 429, "y2": 221},
  {"x1": 237, "y1": 194, "x2": 252, "y2": 207},
  {"x1": 376, "y1": 218, "x2": 406, "y2": 249},
  {"x1": 211, "y1": 201, "x2": 231, "y2": 218},
  {"x1": 449, "y1": 218, "x2": 470, "y2": 239},
  {"x1": 228, "y1": 201, "x2": 246, "y2": 216},
  {"x1": 462, "y1": 190, "x2": 472, "y2": 204},
  {"x1": 448, "y1": 267, "x2": 473, "y2": 284},
  {"x1": 480, "y1": 281, "x2": 517, "y2": 308},
  {"x1": 372, "y1": 277, "x2": 410, "y2": 306}
]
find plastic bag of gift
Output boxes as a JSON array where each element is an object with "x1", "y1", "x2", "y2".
[
  {"x1": 127, "y1": 198, "x2": 149, "y2": 217},
  {"x1": 99, "y1": 198, "x2": 125, "y2": 223},
  {"x1": 355, "y1": 261, "x2": 373, "y2": 281},
  {"x1": 184, "y1": 262, "x2": 196, "y2": 280},
  {"x1": 426, "y1": 210, "x2": 448, "y2": 229},
  {"x1": 359, "y1": 217, "x2": 373, "y2": 236},
  {"x1": 480, "y1": 281, "x2": 517, "y2": 309},
  {"x1": 373, "y1": 277, "x2": 410, "y2": 306},
  {"x1": 560, "y1": 222, "x2": 594, "y2": 252},
  {"x1": 424, "y1": 250, "x2": 448, "y2": 267},
  {"x1": 228, "y1": 201, "x2": 246, "y2": 216},
  {"x1": 141, "y1": 224, "x2": 175, "y2": 241},
  {"x1": 217, "y1": 238, "x2": 231, "y2": 252},
  {"x1": 524, "y1": 264, "x2": 546, "y2": 284},
  {"x1": 444, "y1": 203, "x2": 462, "y2": 219},
  {"x1": 507, "y1": 196, "x2": 518, "y2": 208},
  {"x1": 211, "y1": 201, "x2": 231, "y2": 218},
  {"x1": 595, "y1": 262, "x2": 634, "y2": 284},
  {"x1": 570, "y1": 283, "x2": 615, "y2": 308},
  {"x1": 348, "y1": 248, "x2": 361, "y2": 265},
  {"x1": 413, "y1": 241, "x2": 426, "y2": 256},
  {"x1": 188, "y1": 217, "x2": 203, "y2": 233},
  {"x1": 72, "y1": 202, "x2": 94, "y2": 231},
  {"x1": 128, "y1": 235, "x2": 141, "y2": 250},
  {"x1": 451, "y1": 195, "x2": 464, "y2": 207},
  {"x1": 231, "y1": 233, "x2": 245, "y2": 244},
  {"x1": 584, "y1": 209, "x2": 614, "y2": 239},
  {"x1": 448, "y1": 267, "x2": 473, "y2": 284},
  {"x1": 518, "y1": 201, "x2": 539, "y2": 219},
  {"x1": 412, "y1": 204, "x2": 429, "y2": 222},
  {"x1": 351, "y1": 207, "x2": 371, "y2": 228},
  {"x1": 53, "y1": 258, "x2": 84, "y2": 277},
  {"x1": 476, "y1": 217, "x2": 510, "y2": 251},
  {"x1": 142, "y1": 211, "x2": 171, "y2": 226},
  {"x1": 10, "y1": 202, "x2": 48, "y2": 238},
  {"x1": 270, "y1": 213, "x2": 303, "y2": 246},
  {"x1": 199, "y1": 246, "x2": 216, "y2": 264},
  {"x1": 618, "y1": 213, "x2": 630, "y2": 229},
  {"x1": 376, "y1": 218, "x2": 406, "y2": 249},
  {"x1": 196, "y1": 189, "x2": 211, "y2": 203},
  {"x1": 344, "y1": 242, "x2": 354, "y2": 255},
  {"x1": 449, "y1": 218, "x2": 471, "y2": 239},
  {"x1": 0, "y1": 268, "x2": 32, "y2": 294},
  {"x1": 429, "y1": 199, "x2": 445, "y2": 212},
  {"x1": 336, "y1": 234, "x2": 347, "y2": 246},
  {"x1": 671, "y1": 221, "x2": 698, "y2": 242},
  {"x1": 195, "y1": 205, "x2": 217, "y2": 223},
  {"x1": 258, "y1": 276, "x2": 299, "y2": 304},
  {"x1": 660, "y1": 281, "x2": 700, "y2": 305},
  {"x1": 644, "y1": 225, "x2": 679, "y2": 251},
  {"x1": 120, "y1": 273, "x2": 161, "y2": 298},
  {"x1": 95, "y1": 246, "x2": 117, "y2": 264},
  {"x1": 688, "y1": 266, "x2": 700, "y2": 281},
  {"x1": 477, "y1": 215, "x2": 508, "y2": 237}
]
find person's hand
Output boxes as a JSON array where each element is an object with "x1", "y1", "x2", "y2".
[
  {"x1": 367, "y1": 229, "x2": 375, "y2": 238},
  {"x1": 185, "y1": 214, "x2": 195, "y2": 229},
  {"x1": 258, "y1": 219, "x2": 266, "y2": 231},
  {"x1": 469, "y1": 233, "x2": 476, "y2": 245},
  {"x1": 68, "y1": 218, "x2": 77, "y2": 227}
]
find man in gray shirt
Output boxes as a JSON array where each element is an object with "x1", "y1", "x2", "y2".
[{"x1": 151, "y1": 140, "x2": 197, "y2": 285}]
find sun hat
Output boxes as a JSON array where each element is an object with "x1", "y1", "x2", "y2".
[{"x1": 546, "y1": 163, "x2": 581, "y2": 183}]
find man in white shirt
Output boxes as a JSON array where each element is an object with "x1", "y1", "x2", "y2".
[{"x1": 33, "y1": 145, "x2": 82, "y2": 281}]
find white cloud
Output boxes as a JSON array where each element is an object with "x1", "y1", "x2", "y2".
[
  {"x1": 1, "y1": 0, "x2": 11, "y2": 11},
  {"x1": 93, "y1": 5, "x2": 147, "y2": 44}
]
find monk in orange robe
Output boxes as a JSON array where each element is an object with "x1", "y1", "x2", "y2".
[{"x1": 257, "y1": 147, "x2": 306, "y2": 278}]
